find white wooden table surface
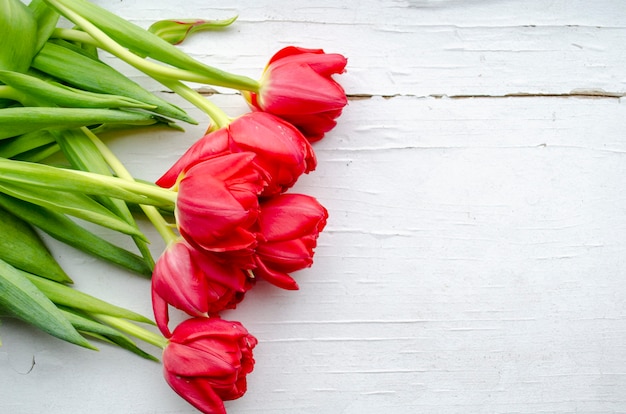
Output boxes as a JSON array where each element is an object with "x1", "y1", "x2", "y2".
[{"x1": 2, "y1": 1, "x2": 626, "y2": 413}]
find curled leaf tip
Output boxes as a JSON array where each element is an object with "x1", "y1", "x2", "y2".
[{"x1": 148, "y1": 16, "x2": 238, "y2": 45}]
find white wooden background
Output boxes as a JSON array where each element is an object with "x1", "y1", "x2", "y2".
[{"x1": 2, "y1": 0, "x2": 626, "y2": 412}]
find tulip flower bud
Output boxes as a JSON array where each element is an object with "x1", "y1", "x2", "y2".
[
  {"x1": 244, "y1": 46, "x2": 348, "y2": 141},
  {"x1": 163, "y1": 317, "x2": 258, "y2": 414},
  {"x1": 157, "y1": 112, "x2": 316, "y2": 196},
  {"x1": 253, "y1": 193, "x2": 328, "y2": 290},
  {"x1": 175, "y1": 152, "x2": 267, "y2": 254},
  {"x1": 151, "y1": 239, "x2": 252, "y2": 337},
  {"x1": 0, "y1": 0, "x2": 37, "y2": 73}
]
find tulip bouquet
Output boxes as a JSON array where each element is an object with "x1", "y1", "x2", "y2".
[{"x1": 0, "y1": 0, "x2": 347, "y2": 412}]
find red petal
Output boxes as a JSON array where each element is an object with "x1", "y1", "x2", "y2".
[
  {"x1": 170, "y1": 318, "x2": 252, "y2": 344},
  {"x1": 253, "y1": 256, "x2": 299, "y2": 290},
  {"x1": 164, "y1": 342, "x2": 239, "y2": 378},
  {"x1": 267, "y1": 46, "x2": 325, "y2": 65},
  {"x1": 271, "y1": 50, "x2": 347, "y2": 77},
  {"x1": 151, "y1": 289, "x2": 172, "y2": 338},
  {"x1": 164, "y1": 373, "x2": 227, "y2": 414},
  {"x1": 156, "y1": 128, "x2": 230, "y2": 188},
  {"x1": 262, "y1": 63, "x2": 347, "y2": 114}
]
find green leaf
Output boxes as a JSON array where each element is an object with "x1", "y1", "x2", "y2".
[
  {"x1": 0, "y1": 258, "x2": 94, "y2": 349},
  {"x1": 45, "y1": 0, "x2": 206, "y2": 68},
  {"x1": 61, "y1": 308, "x2": 158, "y2": 361},
  {"x1": 0, "y1": 204, "x2": 71, "y2": 283},
  {"x1": 44, "y1": 0, "x2": 258, "y2": 91},
  {"x1": 28, "y1": 0, "x2": 61, "y2": 54},
  {"x1": 0, "y1": 70, "x2": 158, "y2": 110},
  {"x1": 90, "y1": 120, "x2": 180, "y2": 136},
  {"x1": 0, "y1": 0, "x2": 38, "y2": 72},
  {"x1": 0, "y1": 181, "x2": 149, "y2": 240},
  {"x1": 11, "y1": 142, "x2": 60, "y2": 162},
  {"x1": 0, "y1": 106, "x2": 164, "y2": 140},
  {"x1": 32, "y1": 40, "x2": 196, "y2": 124},
  {"x1": 0, "y1": 193, "x2": 152, "y2": 276},
  {"x1": 24, "y1": 271, "x2": 152, "y2": 323},
  {"x1": 148, "y1": 16, "x2": 238, "y2": 45},
  {"x1": 0, "y1": 130, "x2": 57, "y2": 159},
  {"x1": 0, "y1": 157, "x2": 175, "y2": 207},
  {"x1": 53, "y1": 128, "x2": 155, "y2": 270}
]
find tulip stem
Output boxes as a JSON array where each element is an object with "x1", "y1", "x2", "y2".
[
  {"x1": 74, "y1": 169, "x2": 178, "y2": 205},
  {"x1": 51, "y1": 27, "x2": 209, "y2": 83},
  {"x1": 81, "y1": 127, "x2": 180, "y2": 245},
  {"x1": 55, "y1": 24, "x2": 233, "y2": 128},
  {"x1": 95, "y1": 314, "x2": 168, "y2": 349},
  {"x1": 155, "y1": 77, "x2": 231, "y2": 128},
  {"x1": 0, "y1": 85, "x2": 24, "y2": 103},
  {"x1": 53, "y1": 27, "x2": 238, "y2": 128},
  {"x1": 51, "y1": 25, "x2": 260, "y2": 92},
  {"x1": 0, "y1": 157, "x2": 177, "y2": 206}
]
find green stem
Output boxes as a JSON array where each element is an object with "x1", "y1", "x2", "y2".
[
  {"x1": 0, "y1": 85, "x2": 27, "y2": 104},
  {"x1": 95, "y1": 314, "x2": 168, "y2": 349},
  {"x1": 51, "y1": 26, "x2": 260, "y2": 92},
  {"x1": 156, "y1": 77, "x2": 231, "y2": 128},
  {"x1": 75, "y1": 170, "x2": 178, "y2": 205},
  {"x1": 53, "y1": 27, "x2": 194, "y2": 81},
  {"x1": 80, "y1": 127, "x2": 179, "y2": 245},
  {"x1": 0, "y1": 157, "x2": 177, "y2": 206}
]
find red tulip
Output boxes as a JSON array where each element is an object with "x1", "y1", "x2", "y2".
[
  {"x1": 151, "y1": 239, "x2": 253, "y2": 337},
  {"x1": 253, "y1": 193, "x2": 328, "y2": 290},
  {"x1": 163, "y1": 317, "x2": 257, "y2": 414},
  {"x1": 157, "y1": 112, "x2": 316, "y2": 196},
  {"x1": 244, "y1": 46, "x2": 348, "y2": 142},
  {"x1": 175, "y1": 152, "x2": 266, "y2": 254}
]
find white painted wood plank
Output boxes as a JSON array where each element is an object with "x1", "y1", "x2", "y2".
[
  {"x1": 91, "y1": 0, "x2": 626, "y2": 96},
  {"x1": 96, "y1": 0, "x2": 626, "y2": 27},
  {"x1": 3, "y1": 1, "x2": 626, "y2": 413},
  {"x1": 2, "y1": 93, "x2": 626, "y2": 413}
]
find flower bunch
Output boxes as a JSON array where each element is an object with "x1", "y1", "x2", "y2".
[
  {"x1": 151, "y1": 116, "x2": 328, "y2": 322},
  {"x1": 0, "y1": 0, "x2": 347, "y2": 412},
  {"x1": 149, "y1": 72, "x2": 333, "y2": 414}
]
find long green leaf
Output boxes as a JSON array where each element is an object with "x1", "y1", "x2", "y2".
[
  {"x1": 61, "y1": 308, "x2": 158, "y2": 361},
  {"x1": 11, "y1": 142, "x2": 60, "y2": 162},
  {"x1": 0, "y1": 129, "x2": 56, "y2": 159},
  {"x1": 45, "y1": 0, "x2": 258, "y2": 91},
  {"x1": 44, "y1": 0, "x2": 215, "y2": 72},
  {"x1": 0, "y1": 157, "x2": 175, "y2": 207},
  {"x1": 148, "y1": 16, "x2": 238, "y2": 45},
  {"x1": 0, "y1": 106, "x2": 163, "y2": 139},
  {"x1": 0, "y1": 205, "x2": 71, "y2": 283},
  {"x1": 0, "y1": 193, "x2": 152, "y2": 276},
  {"x1": 28, "y1": 0, "x2": 61, "y2": 53},
  {"x1": 32, "y1": 41, "x2": 195, "y2": 124},
  {"x1": 0, "y1": 181, "x2": 149, "y2": 240},
  {"x1": 24, "y1": 271, "x2": 152, "y2": 323},
  {"x1": 0, "y1": 258, "x2": 94, "y2": 349},
  {"x1": 0, "y1": 70, "x2": 157, "y2": 109},
  {"x1": 53, "y1": 128, "x2": 155, "y2": 269},
  {"x1": 0, "y1": 0, "x2": 37, "y2": 72}
]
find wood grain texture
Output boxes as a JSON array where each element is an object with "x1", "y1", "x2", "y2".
[{"x1": 2, "y1": 1, "x2": 626, "y2": 413}]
